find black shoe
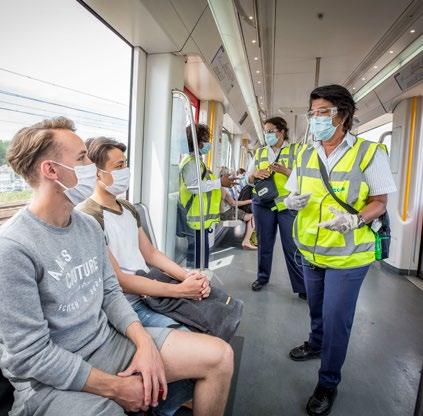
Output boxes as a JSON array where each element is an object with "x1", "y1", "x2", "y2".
[
  {"x1": 251, "y1": 280, "x2": 267, "y2": 291},
  {"x1": 298, "y1": 292, "x2": 307, "y2": 301},
  {"x1": 306, "y1": 384, "x2": 337, "y2": 416},
  {"x1": 289, "y1": 342, "x2": 321, "y2": 361}
]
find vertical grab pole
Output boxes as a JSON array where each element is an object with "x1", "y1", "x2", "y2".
[{"x1": 172, "y1": 89, "x2": 206, "y2": 271}]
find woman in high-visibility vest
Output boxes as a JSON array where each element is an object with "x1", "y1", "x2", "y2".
[
  {"x1": 285, "y1": 85, "x2": 396, "y2": 416},
  {"x1": 179, "y1": 124, "x2": 235, "y2": 268},
  {"x1": 246, "y1": 117, "x2": 306, "y2": 297}
]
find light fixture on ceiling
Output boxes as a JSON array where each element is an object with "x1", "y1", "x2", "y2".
[
  {"x1": 373, "y1": 65, "x2": 378, "y2": 69},
  {"x1": 256, "y1": 70, "x2": 260, "y2": 74},
  {"x1": 254, "y1": 56, "x2": 258, "y2": 61},
  {"x1": 258, "y1": 80, "x2": 261, "y2": 84},
  {"x1": 249, "y1": 15, "x2": 253, "y2": 20},
  {"x1": 352, "y1": 87, "x2": 356, "y2": 90},
  {"x1": 354, "y1": 33, "x2": 423, "y2": 102},
  {"x1": 410, "y1": 29, "x2": 416, "y2": 33},
  {"x1": 362, "y1": 77, "x2": 366, "y2": 81},
  {"x1": 389, "y1": 50, "x2": 394, "y2": 54},
  {"x1": 252, "y1": 39, "x2": 257, "y2": 44}
]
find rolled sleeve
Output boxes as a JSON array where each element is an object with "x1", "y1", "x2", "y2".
[
  {"x1": 68, "y1": 360, "x2": 93, "y2": 391},
  {"x1": 364, "y1": 148, "x2": 397, "y2": 195}
]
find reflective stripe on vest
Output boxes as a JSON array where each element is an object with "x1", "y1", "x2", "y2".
[
  {"x1": 179, "y1": 155, "x2": 221, "y2": 230},
  {"x1": 294, "y1": 137, "x2": 379, "y2": 268},
  {"x1": 253, "y1": 143, "x2": 297, "y2": 211}
]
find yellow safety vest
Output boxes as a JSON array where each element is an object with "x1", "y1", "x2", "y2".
[
  {"x1": 253, "y1": 143, "x2": 298, "y2": 211},
  {"x1": 179, "y1": 155, "x2": 221, "y2": 230},
  {"x1": 294, "y1": 137, "x2": 381, "y2": 269}
]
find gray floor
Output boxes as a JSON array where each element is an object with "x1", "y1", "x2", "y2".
[{"x1": 210, "y1": 232, "x2": 423, "y2": 416}]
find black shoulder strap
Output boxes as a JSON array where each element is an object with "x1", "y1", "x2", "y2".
[
  {"x1": 275, "y1": 146, "x2": 284, "y2": 163},
  {"x1": 317, "y1": 155, "x2": 358, "y2": 215},
  {"x1": 266, "y1": 146, "x2": 285, "y2": 178}
]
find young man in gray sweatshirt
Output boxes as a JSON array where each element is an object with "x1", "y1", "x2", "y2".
[{"x1": 0, "y1": 117, "x2": 234, "y2": 416}]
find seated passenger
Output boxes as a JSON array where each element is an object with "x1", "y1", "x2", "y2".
[
  {"x1": 233, "y1": 168, "x2": 248, "y2": 197},
  {"x1": 0, "y1": 117, "x2": 234, "y2": 416},
  {"x1": 219, "y1": 168, "x2": 256, "y2": 250},
  {"x1": 78, "y1": 136, "x2": 210, "y2": 331}
]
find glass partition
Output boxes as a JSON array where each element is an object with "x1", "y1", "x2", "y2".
[{"x1": 165, "y1": 91, "x2": 206, "y2": 269}]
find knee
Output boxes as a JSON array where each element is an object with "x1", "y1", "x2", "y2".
[{"x1": 212, "y1": 339, "x2": 234, "y2": 377}]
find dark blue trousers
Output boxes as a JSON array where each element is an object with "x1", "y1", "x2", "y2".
[
  {"x1": 186, "y1": 229, "x2": 210, "y2": 269},
  {"x1": 253, "y1": 202, "x2": 306, "y2": 294},
  {"x1": 303, "y1": 261, "x2": 370, "y2": 388}
]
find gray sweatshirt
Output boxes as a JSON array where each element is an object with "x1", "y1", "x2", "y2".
[{"x1": 0, "y1": 208, "x2": 139, "y2": 412}]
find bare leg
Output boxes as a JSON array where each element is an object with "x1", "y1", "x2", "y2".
[
  {"x1": 160, "y1": 331, "x2": 234, "y2": 416},
  {"x1": 242, "y1": 214, "x2": 256, "y2": 249}
]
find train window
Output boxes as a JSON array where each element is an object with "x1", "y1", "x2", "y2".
[
  {"x1": 359, "y1": 122, "x2": 393, "y2": 154},
  {"x1": 218, "y1": 130, "x2": 233, "y2": 170},
  {"x1": 0, "y1": 0, "x2": 131, "y2": 217}
]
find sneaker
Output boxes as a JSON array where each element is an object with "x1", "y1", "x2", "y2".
[
  {"x1": 251, "y1": 280, "x2": 267, "y2": 291},
  {"x1": 289, "y1": 342, "x2": 321, "y2": 361},
  {"x1": 298, "y1": 292, "x2": 307, "y2": 301},
  {"x1": 306, "y1": 384, "x2": 337, "y2": 416}
]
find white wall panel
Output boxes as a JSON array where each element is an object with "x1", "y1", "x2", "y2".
[{"x1": 142, "y1": 54, "x2": 185, "y2": 250}]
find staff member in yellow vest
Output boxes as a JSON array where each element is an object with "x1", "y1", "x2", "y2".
[
  {"x1": 180, "y1": 124, "x2": 235, "y2": 269},
  {"x1": 285, "y1": 85, "x2": 396, "y2": 416},
  {"x1": 247, "y1": 117, "x2": 306, "y2": 297}
]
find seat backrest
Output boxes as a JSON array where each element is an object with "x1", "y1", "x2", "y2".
[{"x1": 133, "y1": 203, "x2": 157, "y2": 249}]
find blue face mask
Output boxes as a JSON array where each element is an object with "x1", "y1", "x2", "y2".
[
  {"x1": 309, "y1": 116, "x2": 338, "y2": 141},
  {"x1": 264, "y1": 132, "x2": 278, "y2": 146},
  {"x1": 200, "y1": 142, "x2": 212, "y2": 155}
]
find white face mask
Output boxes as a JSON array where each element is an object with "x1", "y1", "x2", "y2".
[
  {"x1": 99, "y1": 167, "x2": 130, "y2": 196},
  {"x1": 53, "y1": 162, "x2": 97, "y2": 205}
]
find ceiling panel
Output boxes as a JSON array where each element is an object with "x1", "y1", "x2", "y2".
[
  {"x1": 170, "y1": 0, "x2": 208, "y2": 33},
  {"x1": 271, "y1": 0, "x2": 413, "y2": 113},
  {"x1": 190, "y1": 8, "x2": 222, "y2": 65}
]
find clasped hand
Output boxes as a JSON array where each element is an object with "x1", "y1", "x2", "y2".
[
  {"x1": 115, "y1": 337, "x2": 167, "y2": 411},
  {"x1": 179, "y1": 271, "x2": 211, "y2": 300}
]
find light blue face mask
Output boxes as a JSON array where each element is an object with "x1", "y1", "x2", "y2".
[
  {"x1": 200, "y1": 142, "x2": 212, "y2": 155},
  {"x1": 264, "y1": 132, "x2": 278, "y2": 146},
  {"x1": 309, "y1": 116, "x2": 338, "y2": 141}
]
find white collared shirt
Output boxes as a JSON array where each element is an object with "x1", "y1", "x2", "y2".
[{"x1": 285, "y1": 132, "x2": 397, "y2": 196}]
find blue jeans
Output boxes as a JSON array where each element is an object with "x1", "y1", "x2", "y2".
[
  {"x1": 132, "y1": 300, "x2": 194, "y2": 416},
  {"x1": 302, "y1": 260, "x2": 370, "y2": 388},
  {"x1": 133, "y1": 299, "x2": 182, "y2": 328},
  {"x1": 253, "y1": 201, "x2": 306, "y2": 293},
  {"x1": 186, "y1": 229, "x2": 210, "y2": 269}
]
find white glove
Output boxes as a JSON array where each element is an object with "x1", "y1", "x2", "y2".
[
  {"x1": 317, "y1": 206, "x2": 359, "y2": 234},
  {"x1": 284, "y1": 192, "x2": 312, "y2": 210}
]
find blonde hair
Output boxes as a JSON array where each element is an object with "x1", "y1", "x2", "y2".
[{"x1": 7, "y1": 117, "x2": 75, "y2": 186}]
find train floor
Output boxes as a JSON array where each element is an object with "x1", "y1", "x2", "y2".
[{"x1": 210, "y1": 230, "x2": 423, "y2": 416}]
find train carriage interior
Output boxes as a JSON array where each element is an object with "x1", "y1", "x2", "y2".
[{"x1": 1, "y1": 0, "x2": 423, "y2": 415}]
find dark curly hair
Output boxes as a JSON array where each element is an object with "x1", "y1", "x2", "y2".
[
  {"x1": 309, "y1": 84, "x2": 356, "y2": 132},
  {"x1": 186, "y1": 124, "x2": 210, "y2": 153},
  {"x1": 264, "y1": 116, "x2": 289, "y2": 141}
]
